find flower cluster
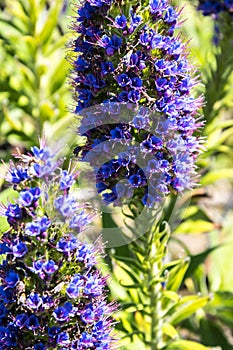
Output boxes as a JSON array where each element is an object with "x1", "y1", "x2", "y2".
[
  {"x1": 72, "y1": 0, "x2": 203, "y2": 207},
  {"x1": 197, "y1": 0, "x2": 233, "y2": 16},
  {"x1": 0, "y1": 140, "x2": 116, "y2": 349}
]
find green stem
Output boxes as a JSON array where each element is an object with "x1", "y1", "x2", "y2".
[
  {"x1": 147, "y1": 230, "x2": 164, "y2": 350},
  {"x1": 150, "y1": 251, "x2": 163, "y2": 349}
]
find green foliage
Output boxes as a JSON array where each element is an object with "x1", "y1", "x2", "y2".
[
  {"x1": 104, "y1": 209, "x2": 211, "y2": 349},
  {"x1": 0, "y1": 0, "x2": 71, "y2": 162}
]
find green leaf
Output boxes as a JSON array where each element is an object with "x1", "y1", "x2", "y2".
[
  {"x1": 162, "y1": 291, "x2": 180, "y2": 303},
  {"x1": 174, "y1": 220, "x2": 215, "y2": 235},
  {"x1": 37, "y1": 1, "x2": 63, "y2": 45},
  {"x1": 169, "y1": 296, "x2": 210, "y2": 326},
  {"x1": 165, "y1": 340, "x2": 211, "y2": 350},
  {"x1": 0, "y1": 187, "x2": 18, "y2": 204},
  {"x1": 183, "y1": 246, "x2": 220, "y2": 280},
  {"x1": 0, "y1": 187, "x2": 19, "y2": 233},
  {"x1": 115, "y1": 260, "x2": 145, "y2": 283},
  {"x1": 162, "y1": 323, "x2": 178, "y2": 340},
  {"x1": 166, "y1": 258, "x2": 190, "y2": 291},
  {"x1": 201, "y1": 168, "x2": 233, "y2": 185},
  {"x1": 200, "y1": 318, "x2": 232, "y2": 349},
  {"x1": 0, "y1": 217, "x2": 10, "y2": 233},
  {"x1": 48, "y1": 59, "x2": 69, "y2": 96}
]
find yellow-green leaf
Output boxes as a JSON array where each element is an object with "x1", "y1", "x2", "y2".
[
  {"x1": 162, "y1": 323, "x2": 178, "y2": 339},
  {"x1": 162, "y1": 291, "x2": 180, "y2": 303},
  {"x1": 166, "y1": 340, "x2": 211, "y2": 350},
  {"x1": 169, "y1": 296, "x2": 210, "y2": 325},
  {"x1": 201, "y1": 169, "x2": 233, "y2": 185}
]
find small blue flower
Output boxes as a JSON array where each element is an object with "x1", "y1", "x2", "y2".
[
  {"x1": 115, "y1": 14, "x2": 127, "y2": 29},
  {"x1": 60, "y1": 170, "x2": 75, "y2": 190},
  {"x1": 76, "y1": 244, "x2": 97, "y2": 267},
  {"x1": 163, "y1": 6, "x2": 178, "y2": 25},
  {"x1": 0, "y1": 242, "x2": 12, "y2": 255},
  {"x1": 48, "y1": 326, "x2": 61, "y2": 339},
  {"x1": 151, "y1": 34, "x2": 168, "y2": 49},
  {"x1": 117, "y1": 73, "x2": 131, "y2": 87},
  {"x1": 78, "y1": 331, "x2": 94, "y2": 346},
  {"x1": 129, "y1": 10, "x2": 141, "y2": 33},
  {"x1": 57, "y1": 331, "x2": 70, "y2": 345},
  {"x1": 131, "y1": 77, "x2": 143, "y2": 89},
  {"x1": 0, "y1": 286, "x2": 14, "y2": 303},
  {"x1": 128, "y1": 90, "x2": 141, "y2": 102},
  {"x1": 26, "y1": 315, "x2": 40, "y2": 330},
  {"x1": 66, "y1": 274, "x2": 84, "y2": 299},
  {"x1": 84, "y1": 273, "x2": 104, "y2": 297},
  {"x1": 26, "y1": 293, "x2": 42, "y2": 310},
  {"x1": 29, "y1": 260, "x2": 44, "y2": 274},
  {"x1": 101, "y1": 61, "x2": 114, "y2": 75},
  {"x1": 141, "y1": 135, "x2": 163, "y2": 152},
  {"x1": 18, "y1": 187, "x2": 41, "y2": 206},
  {"x1": 75, "y1": 56, "x2": 90, "y2": 71},
  {"x1": 31, "y1": 146, "x2": 51, "y2": 162},
  {"x1": 53, "y1": 302, "x2": 73, "y2": 322},
  {"x1": 78, "y1": 89, "x2": 93, "y2": 103},
  {"x1": 42, "y1": 260, "x2": 58, "y2": 274},
  {"x1": 25, "y1": 221, "x2": 41, "y2": 236},
  {"x1": 5, "y1": 270, "x2": 19, "y2": 288},
  {"x1": 104, "y1": 34, "x2": 122, "y2": 56},
  {"x1": 139, "y1": 31, "x2": 153, "y2": 47},
  {"x1": 6, "y1": 166, "x2": 29, "y2": 184},
  {"x1": 69, "y1": 212, "x2": 91, "y2": 231},
  {"x1": 56, "y1": 237, "x2": 72, "y2": 253},
  {"x1": 5, "y1": 204, "x2": 22, "y2": 222},
  {"x1": 12, "y1": 240, "x2": 28, "y2": 258},
  {"x1": 150, "y1": 0, "x2": 168, "y2": 15},
  {"x1": 0, "y1": 302, "x2": 7, "y2": 319},
  {"x1": 54, "y1": 195, "x2": 77, "y2": 217},
  {"x1": 128, "y1": 174, "x2": 142, "y2": 187},
  {"x1": 42, "y1": 295, "x2": 54, "y2": 309},
  {"x1": 77, "y1": 2, "x2": 95, "y2": 21},
  {"x1": 34, "y1": 343, "x2": 46, "y2": 350},
  {"x1": 15, "y1": 313, "x2": 28, "y2": 328},
  {"x1": 81, "y1": 304, "x2": 95, "y2": 324}
]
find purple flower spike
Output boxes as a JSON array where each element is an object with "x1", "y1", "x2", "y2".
[
  {"x1": 0, "y1": 109, "x2": 119, "y2": 350},
  {"x1": 73, "y1": 0, "x2": 204, "y2": 208}
]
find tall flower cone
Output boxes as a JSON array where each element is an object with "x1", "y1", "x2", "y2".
[
  {"x1": 0, "y1": 140, "x2": 116, "y2": 349},
  {"x1": 71, "y1": 0, "x2": 204, "y2": 206}
]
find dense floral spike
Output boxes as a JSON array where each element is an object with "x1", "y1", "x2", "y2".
[
  {"x1": 198, "y1": 0, "x2": 233, "y2": 16},
  {"x1": 71, "y1": 0, "x2": 203, "y2": 207},
  {"x1": 197, "y1": 1, "x2": 233, "y2": 44},
  {"x1": 0, "y1": 141, "x2": 116, "y2": 349}
]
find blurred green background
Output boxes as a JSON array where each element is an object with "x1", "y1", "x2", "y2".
[{"x1": 0, "y1": 0, "x2": 233, "y2": 349}]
